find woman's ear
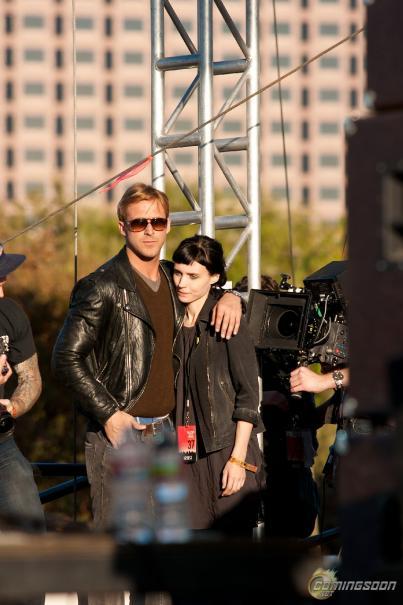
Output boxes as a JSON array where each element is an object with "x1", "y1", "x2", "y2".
[{"x1": 210, "y1": 274, "x2": 220, "y2": 286}]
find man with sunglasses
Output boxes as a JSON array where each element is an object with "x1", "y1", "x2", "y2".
[{"x1": 53, "y1": 182, "x2": 241, "y2": 604}]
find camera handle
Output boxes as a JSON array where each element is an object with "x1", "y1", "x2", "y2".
[{"x1": 289, "y1": 354, "x2": 308, "y2": 400}]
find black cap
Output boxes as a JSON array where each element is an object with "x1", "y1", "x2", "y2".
[{"x1": 0, "y1": 245, "x2": 26, "y2": 277}]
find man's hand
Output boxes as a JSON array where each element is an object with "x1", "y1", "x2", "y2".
[
  {"x1": 221, "y1": 458, "x2": 246, "y2": 497},
  {"x1": 290, "y1": 366, "x2": 334, "y2": 394},
  {"x1": 104, "y1": 410, "x2": 146, "y2": 448},
  {"x1": 0, "y1": 355, "x2": 12, "y2": 385},
  {"x1": 210, "y1": 292, "x2": 242, "y2": 339}
]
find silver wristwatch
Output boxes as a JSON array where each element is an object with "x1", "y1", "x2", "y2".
[{"x1": 332, "y1": 370, "x2": 344, "y2": 390}]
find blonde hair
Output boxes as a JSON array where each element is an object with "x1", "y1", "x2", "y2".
[{"x1": 117, "y1": 183, "x2": 169, "y2": 221}]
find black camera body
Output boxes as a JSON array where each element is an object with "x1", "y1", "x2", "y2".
[
  {"x1": 246, "y1": 261, "x2": 348, "y2": 377},
  {"x1": 0, "y1": 404, "x2": 14, "y2": 434}
]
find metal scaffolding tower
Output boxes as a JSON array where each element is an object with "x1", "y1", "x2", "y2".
[{"x1": 151, "y1": 0, "x2": 261, "y2": 287}]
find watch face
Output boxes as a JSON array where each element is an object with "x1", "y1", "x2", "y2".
[{"x1": 333, "y1": 371, "x2": 344, "y2": 381}]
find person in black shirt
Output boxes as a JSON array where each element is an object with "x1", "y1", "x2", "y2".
[{"x1": 0, "y1": 247, "x2": 45, "y2": 536}]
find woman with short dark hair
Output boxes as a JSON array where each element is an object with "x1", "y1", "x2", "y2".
[{"x1": 172, "y1": 235, "x2": 263, "y2": 535}]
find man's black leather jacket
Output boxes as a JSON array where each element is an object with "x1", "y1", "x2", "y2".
[{"x1": 52, "y1": 247, "x2": 184, "y2": 426}]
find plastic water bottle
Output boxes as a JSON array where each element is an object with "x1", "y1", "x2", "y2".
[
  {"x1": 110, "y1": 430, "x2": 154, "y2": 544},
  {"x1": 152, "y1": 429, "x2": 190, "y2": 543}
]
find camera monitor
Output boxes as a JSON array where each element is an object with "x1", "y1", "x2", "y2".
[{"x1": 247, "y1": 290, "x2": 312, "y2": 351}]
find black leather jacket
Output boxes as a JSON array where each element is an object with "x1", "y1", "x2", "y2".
[
  {"x1": 52, "y1": 247, "x2": 184, "y2": 427},
  {"x1": 174, "y1": 292, "x2": 262, "y2": 454}
]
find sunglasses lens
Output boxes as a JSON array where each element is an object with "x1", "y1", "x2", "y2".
[
  {"x1": 128, "y1": 219, "x2": 148, "y2": 232},
  {"x1": 152, "y1": 218, "x2": 168, "y2": 230}
]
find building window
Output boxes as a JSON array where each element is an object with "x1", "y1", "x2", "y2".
[
  {"x1": 271, "y1": 154, "x2": 291, "y2": 167},
  {"x1": 302, "y1": 186, "x2": 309, "y2": 206},
  {"x1": 24, "y1": 116, "x2": 45, "y2": 129},
  {"x1": 6, "y1": 148, "x2": 14, "y2": 168},
  {"x1": 123, "y1": 18, "x2": 143, "y2": 31},
  {"x1": 105, "y1": 117, "x2": 114, "y2": 136},
  {"x1": 226, "y1": 153, "x2": 243, "y2": 166},
  {"x1": 301, "y1": 154, "x2": 310, "y2": 173},
  {"x1": 222, "y1": 87, "x2": 242, "y2": 100},
  {"x1": 301, "y1": 54, "x2": 309, "y2": 74},
  {"x1": 25, "y1": 149, "x2": 45, "y2": 162},
  {"x1": 125, "y1": 152, "x2": 142, "y2": 164},
  {"x1": 55, "y1": 49, "x2": 64, "y2": 68},
  {"x1": 320, "y1": 187, "x2": 340, "y2": 200},
  {"x1": 301, "y1": 22, "x2": 309, "y2": 41},
  {"x1": 24, "y1": 82, "x2": 44, "y2": 95},
  {"x1": 76, "y1": 17, "x2": 94, "y2": 30},
  {"x1": 301, "y1": 121, "x2": 309, "y2": 139},
  {"x1": 319, "y1": 23, "x2": 340, "y2": 36},
  {"x1": 55, "y1": 149, "x2": 64, "y2": 168},
  {"x1": 350, "y1": 56, "x2": 357, "y2": 75},
  {"x1": 320, "y1": 122, "x2": 339, "y2": 134},
  {"x1": 77, "y1": 83, "x2": 94, "y2": 96},
  {"x1": 55, "y1": 15, "x2": 63, "y2": 35},
  {"x1": 124, "y1": 84, "x2": 144, "y2": 97},
  {"x1": 23, "y1": 15, "x2": 44, "y2": 29},
  {"x1": 106, "y1": 189, "x2": 114, "y2": 204},
  {"x1": 301, "y1": 88, "x2": 310, "y2": 107},
  {"x1": 350, "y1": 23, "x2": 358, "y2": 43},
  {"x1": 26, "y1": 182, "x2": 44, "y2": 196},
  {"x1": 104, "y1": 17, "x2": 113, "y2": 36},
  {"x1": 301, "y1": 0, "x2": 309, "y2": 6},
  {"x1": 271, "y1": 88, "x2": 291, "y2": 101},
  {"x1": 271, "y1": 121, "x2": 291, "y2": 134},
  {"x1": 76, "y1": 50, "x2": 94, "y2": 63},
  {"x1": 124, "y1": 118, "x2": 144, "y2": 130},
  {"x1": 123, "y1": 52, "x2": 143, "y2": 64},
  {"x1": 55, "y1": 116, "x2": 64, "y2": 135},
  {"x1": 55, "y1": 82, "x2": 64, "y2": 101},
  {"x1": 105, "y1": 50, "x2": 113, "y2": 69},
  {"x1": 5, "y1": 81, "x2": 14, "y2": 100},
  {"x1": 320, "y1": 56, "x2": 339, "y2": 69},
  {"x1": 320, "y1": 154, "x2": 339, "y2": 167},
  {"x1": 106, "y1": 150, "x2": 114, "y2": 169},
  {"x1": 271, "y1": 22, "x2": 290, "y2": 35},
  {"x1": 105, "y1": 83, "x2": 113, "y2": 103},
  {"x1": 350, "y1": 0, "x2": 357, "y2": 8},
  {"x1": 350, "y1": 89, "x2": 358, "y2": 108},
  {"x1": 223, "y1": 120, "x2": 242, "y2": 133},
  {"x1": 320, "y1": 89, "x2": 340, "y2": 102},
  {"x1": 5, "y1": 14, "x2": 13, "y2": 34},
  {"x1": 221, "y1": 20, "x2": 242, "y2": 34},
  {"x1": 77, "y1": 183, "x2": 94, "y2": 195},
  {"x1": 174, "y1": 119, "x2": 194, "y2": 132},
  {"x1": 271, "y1": 187, "x2": 288, "y2": 200},
  {"x1": 173, "y1": 86, "x2": 187, "y2": 98},
  {"x1": 271, "y1": 55, "x2": 291, "y2": 68},
  {"x1": 77, "y1": 116, "x2": 95, "y2": 130},
  {"x1": 77, "y1": 150, "x2": 95, "y2": 163},
  {"x1": 6, "y1": 181, "x2": 14, "y2": 201},
  {"x1": 319, "y1": 0, "x2": 338, "y2": 3},
  {"x1": 5, "y1": 114, "x2": 14, "y2": 133},
  {"x1": 24, "y1": 49, "x2": 45, "y2": 62},
  {"x1": 5, "y1": 47, "x2": 13, "y2": 67},
  {"x1": 174, "y1": 152, "x2": 193, "y2": 166}
]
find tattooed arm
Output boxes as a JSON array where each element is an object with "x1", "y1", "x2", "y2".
[{"x1": 0, "y1": 353, "x2": 42, "y2": 418}]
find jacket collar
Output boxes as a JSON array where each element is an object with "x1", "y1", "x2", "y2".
[{"x1": 197, "y1": 291, "x2": 222, "y2": 324}]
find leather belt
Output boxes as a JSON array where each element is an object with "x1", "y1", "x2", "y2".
[{"x1": 142, "y1": 416, "x2": 173, "y2": 437}]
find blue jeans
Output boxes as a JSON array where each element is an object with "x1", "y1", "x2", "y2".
[
  {"x1": 0, "y1": 436, "x2": 45, "y2": 528},
  {"x1": 0, "y1": 436, "x2": 45, "y2": 605}
]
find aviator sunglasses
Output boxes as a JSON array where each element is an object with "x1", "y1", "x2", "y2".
[{"x1": 124, "y1": 217, "x2": 168, "y2": 232}]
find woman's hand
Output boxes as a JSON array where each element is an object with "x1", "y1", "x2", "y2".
[{"x1": 221, "y1": 458, "x2": 246, "y2": 496}]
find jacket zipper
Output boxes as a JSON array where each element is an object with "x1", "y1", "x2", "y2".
[
  {"x1": 206, "y1": 337, "x2": 216, "y2": 440},
  {"x1": 122, "y1": 289, "x2": 132, "y2": 406}
]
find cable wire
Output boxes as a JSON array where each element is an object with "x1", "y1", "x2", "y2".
[
  {"x1": 272, "y1": 0, "x2": 295, "y2": 284},
  {"x1": 1, "y1": 26, "x2": 365, "y2": 246}
]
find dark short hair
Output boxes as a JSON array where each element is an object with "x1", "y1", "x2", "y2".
[
  {"x1": 234, "y1": 274, "x2": 279, "y2": 292},
  {"x1": 172, "y1": 235, "x2": 227, "y2": 287},
  {"x1": 117, "y1": 182, "x2": 169, "y2": 221}
]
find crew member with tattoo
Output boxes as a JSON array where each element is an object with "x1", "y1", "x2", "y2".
[{"x1": 0, "y1": 246, "x2": 45, "y2": 534}]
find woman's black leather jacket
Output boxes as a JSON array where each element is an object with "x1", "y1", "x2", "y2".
[
  {"x1": 173, "y1": 292, "x2": 262, "y2": 454},
  {"x1": 52, "y1": 247, "x2": 184, "y2": 426}
]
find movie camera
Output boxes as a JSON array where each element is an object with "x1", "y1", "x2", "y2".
[{"x1": 246, "y1": 261, "x2": 348, "y2": 391}]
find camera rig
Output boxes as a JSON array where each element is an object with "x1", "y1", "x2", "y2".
[{"x1": 246, "y1": 261, "x2": 348, "y2": 370}]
